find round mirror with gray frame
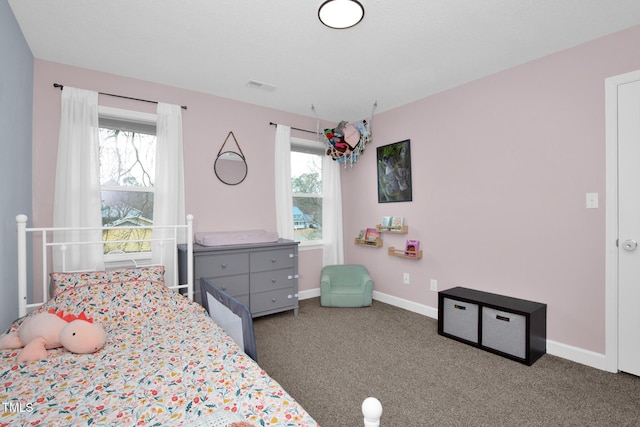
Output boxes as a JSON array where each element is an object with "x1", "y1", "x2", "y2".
[{"x1": 214, "y1": 151, "x2": 248, "y2": 185}]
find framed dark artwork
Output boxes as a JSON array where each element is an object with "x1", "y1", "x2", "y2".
[{"x1": 377, "y1": 139, "x2": 412, "y2": 203}]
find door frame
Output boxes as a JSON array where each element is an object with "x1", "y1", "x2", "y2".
[{"x1": 604, "y1": 69, "x2": 640, "y2": 373}]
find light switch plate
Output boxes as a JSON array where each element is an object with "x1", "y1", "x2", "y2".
[{"x1": 586, "y1": 192, "x2": 598, "y2": 209}]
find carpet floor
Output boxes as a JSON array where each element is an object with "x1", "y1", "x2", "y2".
[{"x1": 253, "y1": 298, "x2": 640, "y2": 427}]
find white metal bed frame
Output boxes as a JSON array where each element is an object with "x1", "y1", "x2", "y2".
[
  {"x1": 14, "y1": 213, "x2": 382, "y2": 426},
  {"x1": 16, "y1": 213, "x2": 194, "y2": 318}
]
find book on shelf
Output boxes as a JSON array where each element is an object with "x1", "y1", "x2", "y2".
[
  {"x1": 405, "y1": 239, "x2": 420, "y2": 256},
  {"x1": 391, "y1": 217, "x2": 404, "y2": 228},
  {"x1": 358, "y1": 229, "x2": 366, "y2": 240},
  {"x1": 381, "y1": 216, "x2": 404, "y2": 228},
  {"x1": 365, "y1": 228, "x2": 380, "y2": 242}
]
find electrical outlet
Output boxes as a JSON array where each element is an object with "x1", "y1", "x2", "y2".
[
  {"x1": 430, "y1": 279, "x2": 437, "y2": 291},
  {"x1": 403, "y1": 273, "x2": 410, "y2": 284}
]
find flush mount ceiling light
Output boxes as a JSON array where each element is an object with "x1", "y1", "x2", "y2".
[{"x1": 318, "y1": 0, "x2": 364, "y2": 29}]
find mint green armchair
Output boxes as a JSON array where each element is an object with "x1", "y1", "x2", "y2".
[{"x1": 320, "y1": 264, "x2": 374, "y2": 307}]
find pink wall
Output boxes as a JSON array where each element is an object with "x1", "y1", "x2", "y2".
[
  {"x1": 31, "y1": 60, "x2": 323, "y2": 293},
  {"x1": 343, "y1": 24, "x2": 640, "y2": 354},
  {"x1": 31, "y1": 24, "x2": 640, "y2": 356}
]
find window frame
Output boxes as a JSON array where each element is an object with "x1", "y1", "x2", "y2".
[
  {"x1": 98, "y1": 106, "x2": 158, "y2": 263},
  {"x1": 290, "y1": 136, "x2": 325, "y2": 249}
]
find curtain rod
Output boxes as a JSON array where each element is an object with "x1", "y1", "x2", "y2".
[
  {"x1": 269, "y1": 122, "x2": 316, "y2": 134},
  {"x1": 53, "y1": 83, "x2": 187, "y2": 110}
]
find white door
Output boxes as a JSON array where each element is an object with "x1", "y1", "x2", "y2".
[{"x1": 617, "y1": 79, "x2": 640, "y2": 376}]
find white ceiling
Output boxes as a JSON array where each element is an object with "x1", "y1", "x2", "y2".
[{"x1": 9, "y1": 0, "x2": 640, "y2": 123}]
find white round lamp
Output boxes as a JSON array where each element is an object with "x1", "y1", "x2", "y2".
[{"x1": 318, "y1": 0, "x2": 365, "y2": 29}]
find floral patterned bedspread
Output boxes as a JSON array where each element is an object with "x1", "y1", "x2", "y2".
[{"x1": 0, "y1": 279, "x2": 318, "y2": 426}]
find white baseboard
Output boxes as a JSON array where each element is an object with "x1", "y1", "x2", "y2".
[
  {"x1": 546, "y1": 340, "x2": 612, "y2": 372},
  {"x1": 372, "y1": 290, "x2": 439, "y2": 319},
  {"x1": 300, "y1": 288, "x2": 612, "y2": 372},
  {"x1": 299, "y1": 288, "x2": 321, "y2": 300}
]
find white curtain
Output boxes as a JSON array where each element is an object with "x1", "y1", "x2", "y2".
[
  {"x1": 274, "y1": 125, "x2": 294, "y2": 240},
  {"x1": 53, "y1": 87, "x2": 104, "y2": 272},
  {"x1": 153, "y1": 103, "x2": 186, "y2": 285},
  {"x1": 322, "y1": 155, "x2": 344, "y2": 265}
]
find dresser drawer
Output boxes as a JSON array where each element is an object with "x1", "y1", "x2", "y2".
[
  {"x1": 250, "y1": 269, "x2": 295, "y2": 293},
  {"x1": 251, "y1": 287, "x2": 296, "y2": 314},
  {"x1": 250, "y1": 249, "x2": 295, "y2": 272},
  {"x1": 203, "y1": 274, "x2": 249, "y2": 298},
  {"x1": 195, "y1": 253, "x2": 249, "y2": 278}
]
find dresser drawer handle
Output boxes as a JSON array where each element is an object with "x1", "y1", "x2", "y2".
[
  {"x1": 271, "y1": 278, "x2": 277, "y2": 283},
  {"x1": 272, "y1": 298, "x2": 277, "y2": 303},
  {"x1": 221, "y1": 263, "x2": 227, "y2": 269},
  {"x1": 221, "y1": 286, "x2": 227, "y2": 291},
  {"x1": 271, "y1": 258, "x2": 277, "y2": 263}
]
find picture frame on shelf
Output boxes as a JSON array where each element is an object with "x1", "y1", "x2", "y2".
[{"x1": 377, "y1": 139, "x2": 412, "y2": 203}]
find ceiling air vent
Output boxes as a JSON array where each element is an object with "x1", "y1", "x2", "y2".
[{"x1": 246, "y1": 80, "x2": 278, "y2": 92}]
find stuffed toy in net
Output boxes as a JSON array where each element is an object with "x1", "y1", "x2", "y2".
[{"x1": 314, "y1": 102, "x2": 377, "y2": 166}]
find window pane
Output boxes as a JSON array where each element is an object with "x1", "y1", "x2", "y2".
[
  {"x1": 101, "y1": 190, "x2": 154, "y2": 225},
  {"x1": 99, "y1": 128, "x2": 156, "y2": 188},
  {"x1": 101, "y1": 190, "x2": 154, "y2": 253},
  {"x1": 102, "y1": 227, "x2": 153, "y2": 254},
  {"x1": 99, "y1": 113, "x2": 157, "y2": 255},
  {"x1": 293, "y1": 196, "x2": 322, "y2": 242},
  {"x1": 291, "y1": 148, "x2": 323, "y2": 242},
  {"x1": 291, "y1": 151, "x2": 322, "y2": 194}
]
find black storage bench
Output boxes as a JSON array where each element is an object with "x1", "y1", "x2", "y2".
[{"x1": 438, "y1": 287, "x2": 546, "y2": 366}]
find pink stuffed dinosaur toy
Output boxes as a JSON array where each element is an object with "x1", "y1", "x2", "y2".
[{"x1": 0, "y1": 309, "x2": 106, "y2": 363}]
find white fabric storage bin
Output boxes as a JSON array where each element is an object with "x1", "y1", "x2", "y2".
[
  {"x1": 442, "y1": 297, "x2": 479, "y2": 343},
  {"x1": 482, "y1": 307, "x2": 526, "y2": 359}
]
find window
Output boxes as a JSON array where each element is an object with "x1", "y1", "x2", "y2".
[
  {"x1": 98, "y1": 107, "x2": 157, "y2": 254},
  {"x1": 291, "y1": 138, "x2": 324, "y2": 244}
]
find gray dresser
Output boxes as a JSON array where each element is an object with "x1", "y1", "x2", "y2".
[{"x1": 178, "y1": 239, "x2": 299, "y2": 317}]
